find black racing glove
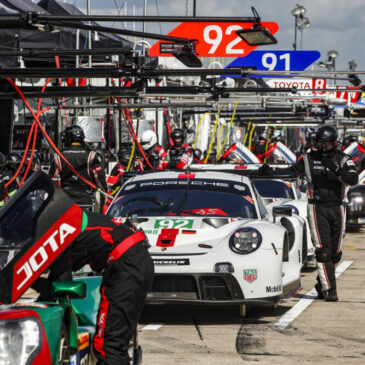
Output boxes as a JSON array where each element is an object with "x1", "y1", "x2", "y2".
[{"x1": 322, "y1": 158, "x2": 340, "y2": 175}]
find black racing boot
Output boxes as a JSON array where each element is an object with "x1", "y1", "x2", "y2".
[
  {"x1": 315, "y1": 282, "x2": 324, "y2": 299},
  {"x1": 325, "y1": 288, "x2": 338, "y2": 302}
]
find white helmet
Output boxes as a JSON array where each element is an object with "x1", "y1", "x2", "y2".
[{"x1": 140, "y1": 130, "x2": 157, "y2": 151}]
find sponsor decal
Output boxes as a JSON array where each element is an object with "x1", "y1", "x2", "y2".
[
  {"x1": 12, "y1": 205, "x2": 82, "y2": 302},
  {"x1": 144, "y1": 229, "x2": 159, "y2": 235},
  {"x1": 243, "y1": 195, "x2": 254, "y2": 204},
  {"x1": 266, "y1": 285, "x2": 282, "y2": 293},
  {"x1": 111, "y1": 217, "x2": 126, "y2": 225},
  {"x1": 155, "y1": 219, "x2": 193, "y2": 229},
  {"x1": 153, "y1": 258, "x2": 190, "y2": 265},
  {"x1": 156, "y1": 228, "x2": 179, "y2": 247},
  {"x1": 284, "y1": 182, "x2": 292, "y2": 188},
  {"x1": 244, "y1": 269, "x2": 257, "y2": 283},
  {"x1": 234, "y1": 184, "x2": 246, "y2": 191}
]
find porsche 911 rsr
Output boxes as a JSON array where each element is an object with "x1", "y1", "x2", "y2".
[
  {"x1": 107, "y1": 171, "x2": 305, "y2": 306},
  {"x1": 253, "y1": 178, "x2": 315, "y2": 262},
  {"x1": 346, "y1": 170, "x2": 365, "y2": 229}
]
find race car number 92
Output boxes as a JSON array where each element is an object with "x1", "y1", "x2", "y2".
[{"x1": 154, "y1": 219, "x2": 193, "y2": 229}]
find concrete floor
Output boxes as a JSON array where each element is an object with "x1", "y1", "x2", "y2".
[{"x1": 138, "y1": 228, "x2": 365, "y2": 364}]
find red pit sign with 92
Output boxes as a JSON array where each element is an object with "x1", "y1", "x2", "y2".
[{"x1": 149, "y1": 22, "x2": 279, "y2": 58}]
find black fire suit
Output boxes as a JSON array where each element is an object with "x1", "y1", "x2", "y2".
[
  {"x1": 268, "y1": 149, "x2": 358, "y2": 291},
  {"x1": 50, "y1": 144, "x2": 107, "y2": 205},
  {"x1": 32, "y1": 211, "x2": 154, "y2": 365},
  {"x1": 168, "y1": 144, "x2": 194, "y2": 169}
]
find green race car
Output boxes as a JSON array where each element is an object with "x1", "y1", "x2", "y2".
[{"x1": 0, "y1": 172, "x2": 141, "y2": 364}]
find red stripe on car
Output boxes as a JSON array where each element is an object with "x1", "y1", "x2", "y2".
[
  {"x1": 178, "y1": 173, "x2": 195, "y2": 179},
  {"x1": 156, "y1": 229, "x2": 179, "y2": 247}
]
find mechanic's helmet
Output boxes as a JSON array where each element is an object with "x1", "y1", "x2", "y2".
[
  {"x1": 271, "y1": 130, "x2": 282, "y2": 142},
  {"x1": 316, "y1": 126, "x2": 337, "y2": 154},
  {"x1": 25, "y1": 151, "x2": 40, "y2": 167},
  {"x1": 117, "y1": 143, "x2": 132, "y2": 166},
  {"x1": 205, "y1": 149, "x2": 217, "y2": 164},
  {"x1": 171, "y1": 128, "x2": 184, "y2": 147},
  {"x1": 63, "y1": 125, "x2": 85, "y2": 146},
  {"x1": 0, "y1": 152, "x2": 6, "y2": 172},
  {"x1": 140, "y1": 130, "x2": 157, "y2": 152},
  {"x1": 259, "y1": 130, "x2": 268, "y2": 141},
  {"x1": 7, "y1": 152, "x2": 22, "y2": 166},
  {"x1": 193, "y1": 148, "x2": 203, "y2": 161}
]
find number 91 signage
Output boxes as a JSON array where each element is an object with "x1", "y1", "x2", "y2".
[{"x1": 149, "y1": 22, "x2": 279, "y2": 58}]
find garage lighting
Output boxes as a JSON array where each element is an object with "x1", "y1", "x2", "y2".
[
  {"x1": 236, "y1": 25, "x2": 277, "y2": 46},
  {"x1": 236, "y1": 7, "x2": 277, "y2": 46}
]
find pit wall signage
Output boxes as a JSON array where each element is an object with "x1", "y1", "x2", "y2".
[
  {"x1": 150, "y1": 22, "x2": 278, "y2": 58},
  {"x1": 266, "y1": 78, "x2": 360, "y2": 103}
]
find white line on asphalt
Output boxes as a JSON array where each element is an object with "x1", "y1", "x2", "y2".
[
  {"x1": 271, "y1": 260, "x2": 354, "y2": 332},
  {"x1": 142, "y1": 323, "x2": 164, "y2": 331}
]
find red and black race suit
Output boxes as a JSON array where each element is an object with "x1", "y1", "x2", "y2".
[
  {"x1": 280, "y1": 149, "x2": 358, "y2": 291},
  {"x1": 135, "y1": 145, "x2": 168, "y2": 171},
  {"x1": 252, "y1": 139, "x2": 267, "y2": 161},
  {"x1": 50, "y1": 145, "x2": 107, "y2": 205},
  {"x1": 32, "y1": 212, "x2": 154, "y2": 365},
  {"x1": 168, "y1": 145, "x2": 194, "y2": 169}
]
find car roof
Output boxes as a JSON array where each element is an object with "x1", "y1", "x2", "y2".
[{"x1": 128, "y1": 171, "x2": 252, "y2": 185}]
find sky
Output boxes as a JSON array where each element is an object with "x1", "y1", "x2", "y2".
[{"x1": 67, "y1": 0, "x2": 365, "y2": 74}]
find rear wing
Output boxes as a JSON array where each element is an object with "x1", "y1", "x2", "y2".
[{"x1": 0, "y1": 172, "x2": 84, "y2": 304}]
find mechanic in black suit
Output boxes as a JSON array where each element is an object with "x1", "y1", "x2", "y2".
[
  {"x1": 260, "y1": 126, "x2": 358, "y2": 301},
  {"x1": 32, "y1": 211, "x2": 154, "y2": 365}
]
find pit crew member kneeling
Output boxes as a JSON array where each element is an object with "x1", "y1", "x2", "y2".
[
  {"x1": 259, "y1": 126, "x2": 358, "y2": 301},
  {"x1": 32, "y1": 211, "x2": 154, "y2": 365}
]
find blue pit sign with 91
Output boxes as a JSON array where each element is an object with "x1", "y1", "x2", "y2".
[{"x1": 225, "y1": 50, "x2": 320, "y2": 76}]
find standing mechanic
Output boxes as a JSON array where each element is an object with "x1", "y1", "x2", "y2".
[
  {"x1": 32, "y1": 211, "x2": 154, "y2": 365},
  {"x1": 49, "y1": 125, "x2": 107, "y2": 207},
  {"x1": 260, "y1": 126, "x2": 358, "y2": 301},
  {"x1": 168, "y1": 128, "x2": 194, "y2": 169}
]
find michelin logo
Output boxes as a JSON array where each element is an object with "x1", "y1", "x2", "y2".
[{"x1": 153, "y1": 259, "x2": 189, "y2": 265}]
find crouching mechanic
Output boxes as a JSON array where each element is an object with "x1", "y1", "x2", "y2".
[
  {"x1": 259, "y1": 126, "x2": 358, "y2": 301},
  {"x1": 32, "y1": 211, "x2": 154, "y2": 365}
]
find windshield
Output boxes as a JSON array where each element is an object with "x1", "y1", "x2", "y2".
[
  {"x1": 253, "y1": 180, "x2": 295, "y2": 199},
  {"x1": 107, "y1": 178, "x2": 258, "y2": 219}
]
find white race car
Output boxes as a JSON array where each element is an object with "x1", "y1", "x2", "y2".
[
  {"x1": 253, "y1": 178, "x2": 315, "y2": 262},
  {"x1": 107, "y1": 171, "x2": 305, "y2": 306}
]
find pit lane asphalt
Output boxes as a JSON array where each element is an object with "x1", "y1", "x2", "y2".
[{"x1": 138, "y1": 228, "x2": 365, "y2": 364}]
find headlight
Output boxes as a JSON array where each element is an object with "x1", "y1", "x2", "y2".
[
  {"x1": 229, "y1": 228, "x2": 262, "y2": 254},
  {"x1": 0, "y1": 317, "x2": 41, "y2": 365},
  {"x1": 283, "y1": 205, "x2": 299, "y2": 215}
]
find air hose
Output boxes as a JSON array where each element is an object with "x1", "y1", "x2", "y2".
[{"x1": 7, "y1": 78, "x2": 113, "y2": 199}]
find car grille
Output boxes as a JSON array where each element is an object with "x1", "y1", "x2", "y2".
[{"x1": 147, "y1": 273, "x2": 244, "y2": 301}]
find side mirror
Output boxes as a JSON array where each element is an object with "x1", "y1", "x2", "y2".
[
  {"x1": 53, "y1": 281, "x2": 87, "y2": 300},
  {"x1": 272, "y1": 206, "x2": 292, "y2": 222}
]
